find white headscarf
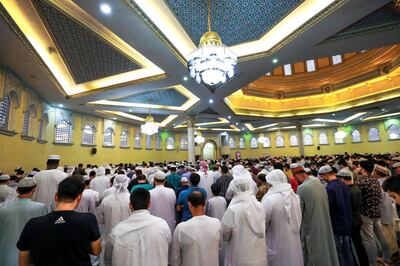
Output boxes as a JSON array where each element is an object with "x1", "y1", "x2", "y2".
[
  {"x1": 113, "y1": 174, "x2": 129, "y2": 194},
  {"x1": 229, "y1": 166, "x2": 265, "y2": 237},
  {"x1": 265, "y1": 169, "x2": 301, "y2": 233},
  {"x1": 97, "y1": 167, "x2": 105, "y2": 176}
]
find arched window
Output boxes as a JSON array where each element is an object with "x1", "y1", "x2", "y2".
[
  {"x1": 156, "y1": 134, "x2": 162, "y2": 150},
  {"x1": 352, "y1": 130, "x2": 361, "y2": 143},
  {"x1": 368, "y1": 127, "x2": 380, "y2": 142},
  {"x1": 103, "y1": 127, "x2": 114, "y2": 146},
  {"x1": 134, "y1": 131, "x2": 141, "y2": 148},
  {"x1": 38, "y1": 113, "x2": 49, "y2": 141},
  {"x1": 0, "y1": 96, "x2": 10, "y2": 129},
  {"x1": 55, "y1": 120, "x2": 72, "y2": 143},
  {"x1": 82, "y1": 125, "x2": 95, "y2": 145},
  {"x1": 250, "y1": 137, "x2": 258, "y2": 148},
  {"x1": 289, "y1": 135, "x2": 298, "y2": 146},
  {"x1": 388, "y1": 124, "x2": 400, "y2": 140},
  {"x1": 229, "y1": 137, "x2": 235, "y2": 148},
  {"x1": 319, "y1": 132, "x2": 328, "y2": 145},
  {"x1": 180, "y1": 137, "x2": 188, "y2": 150},
  {"x1": 22, "y1": 109, "x2": 31, "y2": 136},
  {"x1": 263, "y1": 137, "x2": 271, "y2": 148},
  {"x1": 120, "y1": 130, "x2": 129, "y2": 147},
  {"x1": 166, "y1": 137, "x2": 175, "y2": 150},
  {"x1": 239, "y1": 138, "x2": 245, "y2": 149},
  {"x1": 304, "y1": 134, "x2": 313, "y2": 146},
  {"x1": 334, "y1": 131, "x2": 345, "y2": 144},
  {"x1": 276, "y1": 136, "x2": 284, "y2": 147},
  {"x1": 146, "y1": 135, "x2": 152, "y2": 149}
]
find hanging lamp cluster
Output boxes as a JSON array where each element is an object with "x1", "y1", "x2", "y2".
[{"x1": 187, "y1": 0, "x2": 237, "y2": 86}]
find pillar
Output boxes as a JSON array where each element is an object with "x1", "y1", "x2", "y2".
[
  {"x1": 296, "y1": 123, "x2": 305, "y2": 157},
  {"x1": 187, "y1": 116, "x2": 195, "y2": 163}
]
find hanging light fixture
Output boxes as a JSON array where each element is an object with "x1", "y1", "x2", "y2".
[
  {"x1": 194, "y1": 130, "x2": 205, "y2": 144},
  {"x1": 257, "y1": 133, "x2": 265, "y2": 143},
  {"x1": 187, "y1": 0, "x2": 237, "y2": 86},
  {"x1": 141, "y1": 101, "x2": 159, "y2": 135}
]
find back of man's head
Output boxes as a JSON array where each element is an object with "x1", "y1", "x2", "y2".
[
  {"x1": 190, "y1": 173, "x2": 201, "y2": 186},
  {"x1": 105, "y1": 168, "x2": 111, "y2": 175},
  {"x1": 211, "y1": 183, "x2": 221, "y2": 196},
  {"x1": 221, "y1": 165, "x2": 229, "y2": 174},
  {"x1": 137, "y1": 174, "x2": 147, "y2": 181},
  {"x1": 130, "y1": 188, "x2": 150, "y2": 210},
  {"x1": 360, "y1": 160, "x2": 374, "y2": 174},
  {"x1": 188, "y1": 190, "x2": 206, "y2": 207},
  {"x1": 57, "y1": 176, "x2": 84, "y2": 202}
]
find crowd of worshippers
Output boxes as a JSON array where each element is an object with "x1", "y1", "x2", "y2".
[{"x1": 1, "y1": 153, "x2": 400, "y2": 266}]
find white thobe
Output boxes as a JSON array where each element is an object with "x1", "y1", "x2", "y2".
[
  {"x1": 105, "y1": 210, "x2": 171, "y2": 266},
  {"x1": 262, "y1": 193, "x2": 303, "y2": 266},
  {"x1": 90, "y1": 175, "x2": 111, "y2": 199},
  {"x1": 206, "y1": 196, "x2": 227, "y2": 221},
  {"x1": 149, "y1": 185, "x2": 176, "y2": 234},
  {"x1": 97, "y1": 192, "x2": 131, "y2": 239},
  {"x1": 210, "y1": 171, "x2": 222, "y2": 183},
  {"x1": 33, "y1": 169, "x2": 68, "y2": 211},
  {"x1": 198, "y1": 171, "x2": 214, "y2": 200},
  {"x1": 0, "y1": 198, "x2": 47, "y2": 266},
  {"x1": 222, "y1": 200, "x2": 267, "y2": 266},
  {"x1": 76, "y1": 189, "x2": 100, "y2": 215},
  {"x1": 0, "y1": 184, "x2": 12, "y2": 203},
  {"x1": 172, "y1": 215, "x2": 221, "y2": 266},
  {"x1": 103, "y1": 187, "x2": 115, "y2": 199}
]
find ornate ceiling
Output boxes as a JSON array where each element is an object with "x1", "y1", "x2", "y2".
[{"x1": 0, "y1": 0, "x2": 399, "y2": 133}]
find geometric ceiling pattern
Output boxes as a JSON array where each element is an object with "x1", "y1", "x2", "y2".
[
  {"x1": 34, "y1": 0, "x2": 142, "y2": 84},
  {"x1": 323, "y1": 5, "x2": 400, "y2": 43},
  {"x1": 115, "y1": 88, "x2": 188, "y2": 107},
  {"x1": 165, "y1": 0, "x2": 301, "y2": 45}
]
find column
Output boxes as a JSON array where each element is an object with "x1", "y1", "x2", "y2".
[
  {"x1": 296, "y1": 123, "x2": 305, "y2": 157},
  {"x1": 187, "y1": 116, "x2": 195, "y2": 163}
]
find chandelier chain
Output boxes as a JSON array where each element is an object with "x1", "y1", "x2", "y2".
[{"x1": 207, "y1": 0, "x2": 211, "y2": 31}]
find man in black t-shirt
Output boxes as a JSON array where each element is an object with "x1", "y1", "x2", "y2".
[{"x1": 17, "y1": 176, "x2": 101, "y2": 266}]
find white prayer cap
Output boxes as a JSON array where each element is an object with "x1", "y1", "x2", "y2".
[
  {"x1": 154, "y1": 171, "x2": 166, "y2": 181},
  {"x1": 304, "y1": 168, "x2": 312, "y2": 174},
  {"x1": 266, "y1": 169, "x2": 287, "y2": 186},
  {"x1": 18, "y1": 177, "x2": 37, "y2": 188},
  {"x1": 180, "y1": 177, "x2": 188, "y2": 183},
  {"x1": 0, "y1": 174, "x2": 10, "y2": 181},
  {"x1": 318, "y1": 165, "x2": 333, "y2": 175},
  {"x1": 336, "y1": 171, "x2": 352, "y2": 179},
  {"x1": 97, "y1": 167, "x2": 105, "y2": 176},
  {"x1": 48, "y1": 155, "x2": 60, "y2": 160}
]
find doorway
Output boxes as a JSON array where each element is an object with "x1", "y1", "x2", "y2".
[{"x1": 202, "y1": 142, "x2": 216, "y2": 160}]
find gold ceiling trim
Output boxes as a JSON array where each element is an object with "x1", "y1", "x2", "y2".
[
  {"x1": 1, "y1": 0, "x2": 165, "y2": 96},
  {"x1": 97, "y1": 110, "x2": 178, "y2": 127},
  {"x1": 128, "y1": 0, "x2": 342, "y2": 62},
  {"x1": 225, "y1": 66, "x2": 400, "y2": 118},
  {"x1": 88, "y1": 85, "x2": 200, "y2": 112},
  {"x1": 174, "y1": 118, "x2": 230, "y2": 129}
]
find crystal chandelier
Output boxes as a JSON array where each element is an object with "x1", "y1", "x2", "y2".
[
  {"x1": 141, "y1": 114, "x2": 159, "y2": 136},
  {"x1": 258, "y1": 134, "x2": 265, "y2": 143},
  {"x1": 194, "y1": 131, "x2": 205, "y2": 144},
  {"x1": 336, "y1": 130, "x2": 347, "y2": 139},
  {"x1": 187, "y1": 0, "x2": 237, "y2": 86}
]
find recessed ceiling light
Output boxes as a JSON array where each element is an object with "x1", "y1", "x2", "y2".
[
  {"x1": 58, "y1": 104, "x2": 63, "y2": 108},
  {"x1": 100, "y1": 3, "x2": 112, "y2": 14},
  {"x1": 228, "y1": 116, "x2": 231, "y2": 119},
  {"x1": 272, "y1": 58, "x2": 278, "y2": 64},
  {"x1": 183, "y1": 76, "x2": 188, "y2": 81},
  {"x1": 382, "y1": 108, "x2": 386, "y2": 111},
  {"x1": 235, "y1": 122, "x2": 238, "y2": 125},
  {"x1": 332, "y1": 113, "x2": 335, "y2": 116},
  {"x1": 209, "y1": 99, "x2": 214, "y2": 104},
  {"x1": 129, "y1": 109, "x2": 133, "y2": 112},
  {"x1": 113, "y1": 117, "x2": 116, "y2": 120},
  {"x1": 241, "y1": 128, "x2": 245, "y2": 130}
]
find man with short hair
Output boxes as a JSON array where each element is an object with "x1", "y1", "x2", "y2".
[
  {"x1": 76, "y1": 176, "x2": 100, "y2": 215},
  {"x1": 32, "y1": 155, "x2": 68, "y2": 211},
  {"x1": 172, "y1": 191, "x2": 221, "y2": 266},
  {"x1": 0, "y1": 178, "x2": 47, "y2": 266},
  {"x1": 356, "y1": 160, "x2": 391, "y2": 266},
  {"x1": 216, "y1": 165, "x2": 232, "y2": 199},
  {"x1": 0, "y1": 174, "x2": 12, "y2": 203},
  {"x1": 105, "y1": 188, "x2": 171, "y2": 266},
  {"x1": 90, "y1": 167, "x2": 110, "y2": 199},
  {"x1": 383, "y1": 175, "x2": 400, "y2": 204},
  {"x1": 131, "y1": 174, "x2": 153, "y2": 192},
  {"x1": 292, "y1": 164, "x2": 339, "y2": 266},
  {"x1": 319, "y1": 166, "x2": 353, "y2": 266},
  {"x1": 17, "y1": 176, "x2": 101, "y2": 266},
  {"x1": 168, "y1": 166, "x2": 181, "y2": 191},
  {"x1": 206, "y1": 183, "x2": 227, "y2": 221},
  {"x1": 149, "y1": 171, "x2": 177, "y2": 234},
  {"x1": 176, "y1": 173, "x2": 207, "y2": 222}
]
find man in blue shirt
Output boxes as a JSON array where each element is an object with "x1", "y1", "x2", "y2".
[
  {"x1": 319, "y1": 166, "x2": 353, "y2": 266},
  {"x1": 167, "y1": 166, "x2": 181, "y2": 191},
  {"x1": 176, "y1": 173, "x2": 207, "y2": 222}
]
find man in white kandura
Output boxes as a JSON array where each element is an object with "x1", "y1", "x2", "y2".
[
  {"x1": 225, "y1": 165, "x2": 258, "y2": 200},
  {"x1": 32, "y1": 155, "x2": 68, "y2": 211},
  {"x1": 221, "y1": 165, "x2": 267, "y2": 266},
  {"x1": 97, "y1": 174, "x2": 131, "y2": 244},
  {"x1": 90, "y1": 167, "x2": 110, "y2": 199},
  {"x1": 172, "y1": 190, "x2": 221, "y2": 266},
  {"x1": 76, "y1": 175, "x2": 100, "y2": 215},
  {"x1": 261, "y1": 169, "x2": 303, "y2": 266},
  {"x1": 105, "y1": 188, "x2": 171, "y2": 266},
  {"x1": 0, "y1": 177, "x2": 47, "y2": 266},
  {"x1": 149, "y1": 170, "x2": 176, "y2": 234}
]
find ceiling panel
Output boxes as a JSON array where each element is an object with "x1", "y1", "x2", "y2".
[{"x1": 114, "y1": 88, "x2": 188, "y2": 107}]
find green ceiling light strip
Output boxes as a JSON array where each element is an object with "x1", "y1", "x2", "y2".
[
  {"x1": 384, "y1": 118, "x2": 400, "y2": 129},
  {"x1": 303, "y1": 128, "x2": 313, "y2": 135}
]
